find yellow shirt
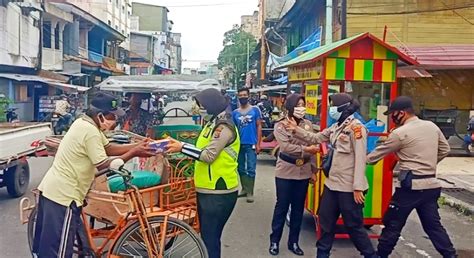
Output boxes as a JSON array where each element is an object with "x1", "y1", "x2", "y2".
[{"x1": 38, "y1": 115, "x2": 110, "y2": 207}]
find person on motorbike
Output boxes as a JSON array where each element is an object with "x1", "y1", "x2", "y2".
[
  {"x1": 257, "y1": 95, "x2": 274, "y2": 128},
  {"x1": 55, "y1": 94, "x2": 73, "y2": 128}
]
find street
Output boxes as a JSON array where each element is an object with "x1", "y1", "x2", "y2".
[{"x1": 0, "y1": 101, "x2": 472, "y2": 258}]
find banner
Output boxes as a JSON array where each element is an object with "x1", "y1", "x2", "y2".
[{"x1": 305, "y1": 84, "x2": 318, "y2": 115}]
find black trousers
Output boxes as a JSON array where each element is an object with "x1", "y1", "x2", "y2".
[
  {"x1": 316, "y1": 186, "x2": 375, "y2": 256},
  {"x1": 270, "y1": 178, "x2": 309, "y2": 245},
  {"x1": 378, "y1": 188, "x2": 456, "y2": 258},
  {"x1": 33, "y1": 194, "x2": 84, "y2": 258},
  {"x1": 197, "y1": 191, "x2": 238, "y2": 258}
]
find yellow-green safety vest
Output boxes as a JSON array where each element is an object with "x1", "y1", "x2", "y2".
[{"x1": 194, "y1": 120, "x2": 240, "y2": 190}]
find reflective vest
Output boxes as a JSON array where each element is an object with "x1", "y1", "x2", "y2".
[{"x1": 194, "y1": 120, "x2": 240, "y2": 190}]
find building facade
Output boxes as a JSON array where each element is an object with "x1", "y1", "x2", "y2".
[
  {"x1": 241, "y1": 11, "x2": 260, "y2": 39},
  {"x1": 132, "y1": 2, "x2": 169, "y2": 32}
]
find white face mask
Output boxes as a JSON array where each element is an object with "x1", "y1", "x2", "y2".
[
  {"x1": 98, "y1": 113, "x2": 116, "y2": 131},
  {"x1": 329, "y1": 106, "x2": 342, "y2": 121},
  {"x1": 293, "y1": 106, "x2": 306, "y2": 119}
]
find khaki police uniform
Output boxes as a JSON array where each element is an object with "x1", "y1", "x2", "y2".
[
  {"x1": 367, "y1": 116, "x2": 456, "y2": 258},
  {"x1": 269, "y1": 119, "x2": 314, "y2": 247},
  {"x1": 293, "y1": 115, "x2": 375, "y2": 257}
]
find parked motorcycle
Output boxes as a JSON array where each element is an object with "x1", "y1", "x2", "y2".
[
  {"x1": 463, "y1": 116, "x2": 474, "y2": 154},
  {"x1": 6, "y1": 107, "x2": 19, "y2": 122}
]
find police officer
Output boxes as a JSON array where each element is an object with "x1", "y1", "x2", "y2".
[
  {"x1": 367, "y1": 96, "x2": 457, "y2": 258},
  {"x1": 284, "y1": 93, "x2": 376, "y2": 258},
  {"x1": 166, "y1": 88, "x2": 240, "y2": 258}
]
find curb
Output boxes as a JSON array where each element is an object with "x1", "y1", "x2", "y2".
[{"x1": 440, "y1": 193, "x2": 474, "y2": 216}]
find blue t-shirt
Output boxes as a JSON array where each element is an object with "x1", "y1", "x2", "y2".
[{"x1": 232, "y1": 106, "x2": 262, "y2": 145}]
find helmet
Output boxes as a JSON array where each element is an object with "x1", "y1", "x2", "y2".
[{"x1": 260, "y1": 95, "x2": 268, "y2": 100}]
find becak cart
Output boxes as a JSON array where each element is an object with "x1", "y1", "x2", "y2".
[{"x1": 278, "y1": 32, "x2": 418, "y2": 238}]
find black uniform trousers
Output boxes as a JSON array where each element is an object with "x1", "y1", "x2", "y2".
[
  {"x1": 378, "y1": 187, "x2": 456, "y2": 258},
  {"x1": 197, "y1": 191, "x2": 238, "y2": 258},
  {"x1": 270, "y1": 178, "x2": 309, "y2": 245},
  {"x1": 316, "y1": 186, "x2": 375, "y2": 257}
]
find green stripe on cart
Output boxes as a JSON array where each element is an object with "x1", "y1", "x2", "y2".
[{"x1": 364, "y1": 165, "x2": 374, "y2": 217}]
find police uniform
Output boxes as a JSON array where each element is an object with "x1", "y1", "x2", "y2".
[
  {"x1": 269, "y1": 118, "x2": 315, "y2": 255},
  {"x1": 367, "y1": 102, "x2": 456, "y2": 257},
  {"x1": 179, "y1": 89, "x2": 240, "y2": 258},
  {"x1": 293, "y1": 115, "x2": 376, "y2": 258}
]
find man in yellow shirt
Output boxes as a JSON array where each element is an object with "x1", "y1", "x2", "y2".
[{"x1": 33, "y1": 92, "x2": 155, "y2": 258}]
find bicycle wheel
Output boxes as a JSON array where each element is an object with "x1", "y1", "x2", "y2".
[
  {"x1": 110, "y1": 216, "x2": 208, "y2": 258},
  {"x1": 27, "y1": 206, "x2": 37, "y2": 253}
]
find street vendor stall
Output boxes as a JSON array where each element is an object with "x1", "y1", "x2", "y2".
[{"x1": 278, "y1": 32, "x2": 418, "y2": 238}]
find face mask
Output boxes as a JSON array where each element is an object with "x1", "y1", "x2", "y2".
[
  {"x1": 329, "y1": 106, "x2": 342, "y2": 121},
  {"x1": 239, "y1": 97, "x2": 249, "y2": 106},
  {"x1": 293, "y1": 107, "x2": 306, "y2": 119},
  {"x1": 391, "y1": 111, "x2": 405, "y2": 125},
  {"x1": 98, "y1": 113, "x2": 116, "y2": 131}
]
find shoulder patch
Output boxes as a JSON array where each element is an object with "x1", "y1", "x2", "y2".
[
  {"x1": 213, "y1": 126, "x2": 223, "y2": 138},
  {"x1": 352, "y1": 124, "x2": 363, "y2": 139}
]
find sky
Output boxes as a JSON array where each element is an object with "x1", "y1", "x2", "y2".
[{"x1": 133, "y1": 0, "x2": 258, "y2": 68}]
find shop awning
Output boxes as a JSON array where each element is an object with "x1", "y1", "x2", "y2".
[
  {"x1": 398, "y1": 45, "x2": 474, "y2": 69},
  {"x1": 0, "y1": 73, "x2": 90, "y2": 92},
  {"x1": 277, "y1": 33, "x2": 419, "y2": 69},
  {"x1": 397, "y1": 67, "x2": 432, "y2": 78}
]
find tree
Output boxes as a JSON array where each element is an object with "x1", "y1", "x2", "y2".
[{"x1": 218, "y1": 24, "x2": 257, "y2": 87}]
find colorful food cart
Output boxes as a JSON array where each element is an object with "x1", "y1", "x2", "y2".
[{"x1": 278, "y1": 32, "x2": 418, "y2": 238}]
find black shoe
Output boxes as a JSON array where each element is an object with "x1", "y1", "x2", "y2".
[
  {"x1": 269, "y1": 242, "x2": 279, "y2": 256},
  {"x1": 288, "y1": 243, "x2": 304, "y2": 256}
]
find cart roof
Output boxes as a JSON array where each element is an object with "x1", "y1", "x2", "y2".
[
  {"x1": 97, "y1": 75, "x2": 223, "y2": 93},
  {"x1": 277, "y1": 33, "x2": 419, "y2": 69}
]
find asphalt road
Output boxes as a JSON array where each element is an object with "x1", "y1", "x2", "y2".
[{"x1": 1, "y1": 101, "x2": 473, "y2": 257}]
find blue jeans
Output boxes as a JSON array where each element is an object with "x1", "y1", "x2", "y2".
[{"x1": 237, "y1": 144, "x2": 257, "y2": 178}]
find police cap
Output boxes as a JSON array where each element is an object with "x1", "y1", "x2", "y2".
[{"x1": 384, "y1": 96, "x2": 414, "y2": 115}]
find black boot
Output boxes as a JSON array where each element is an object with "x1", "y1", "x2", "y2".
[
  {"x1": 288, "y1": 243, "x2": 304, "y2": 256},
  {"x1": 316, "y1": 249, "x2": 330, "y2": 258},
  {"x1": 269, "y1": 242, "x2": 279, "y2": 256}
]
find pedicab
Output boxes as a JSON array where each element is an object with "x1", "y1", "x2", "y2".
[
  {"x1": 19, "y1": 130, "x2": 207, "y2": 257},
  {"x1": 278, "y1": 32, "x2": 419, "y2": 238}
]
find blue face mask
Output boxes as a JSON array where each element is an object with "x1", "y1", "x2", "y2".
[{"x1": 329, "y1": 106, "x2": 342, "y2": 121}]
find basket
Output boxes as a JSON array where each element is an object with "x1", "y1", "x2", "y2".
[{"x1": 84, "y1": 155, "x2": 197, "y2": 225}]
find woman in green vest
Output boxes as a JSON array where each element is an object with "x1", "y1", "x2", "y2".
[{"x1": 167, "y1": 88, "x2": 240, "y2": 258}]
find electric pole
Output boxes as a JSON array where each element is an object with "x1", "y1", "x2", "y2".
[{"x1": 259, "y1": 0, "x2": 266, "y2": 80}]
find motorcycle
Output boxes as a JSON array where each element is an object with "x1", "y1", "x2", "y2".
[
  {"x1": 463, "y1": 116, "x2": 474, "y2": 154},
  {"x1": 6, "y1": 107, "x2": 19, "y2": 122}
]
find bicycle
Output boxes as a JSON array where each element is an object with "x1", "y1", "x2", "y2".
[{"x1": 20, "y1": 158, "x2": 208, "y2": 257}]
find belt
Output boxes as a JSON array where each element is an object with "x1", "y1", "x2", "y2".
[
  {"x1": 279, "y1": 152, "x2": 310, "y2": 167},
  {"x1": 411, "y1": 174, "x2": 436, "y2": 179}
]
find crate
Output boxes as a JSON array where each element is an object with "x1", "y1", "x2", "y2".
[{"x1": 153, "y1": 124, "x2": 202, "y2": 145}]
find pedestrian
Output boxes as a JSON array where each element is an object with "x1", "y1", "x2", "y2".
[
  {"x1": 166, "y1": 88, "x2": 240, "y2": 258},
  {"x1": 283, "y1": 93, "x2": 376, "y2": 258},
  {"x1": 55, "y1": 94, "x2": 73, "y2": 127},
  {"x1": 191, "y1": 97, "x2": 202, "y2": 125},
  {"x1": 367, "y1": 96, "x2": 457, "y2": 258},
  {"x1": 269, "y1": 93, "x2": 318, "y2": 256},
  {"x1": 32, "y1": 92, "x2": 156, "y2": 258},
  {"x1": 118, "y1": 92, "x2": 157, "y2": 137},
  {"x1": 232, "y1": 87, "x2": 263, "y2": 203}
]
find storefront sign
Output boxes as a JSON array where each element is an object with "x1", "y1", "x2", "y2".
[
  {"x1": 305, "y1": 84, "x2": 318, "y2": 115},
  {"x1": 289, "y1": 61, "x2": 322, "y2": 81}
]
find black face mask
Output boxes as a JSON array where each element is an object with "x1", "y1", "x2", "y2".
[
  {"x1": 239, "y1": 97, "x2": 249, "y2": 106},
  {"x1": 391, "y1": 111, "x2": 405, "y2": 125}
]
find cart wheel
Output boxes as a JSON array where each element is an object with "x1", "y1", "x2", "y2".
[
  {"x1": 110, "y1": 216, "x2": 208, "y2": 258},
  {"x1": 27, "y1": 206, "x2": 37, "y2": 254},
  {"x1": 6, "y1": 160, "x2": 30, "y2": 197}
]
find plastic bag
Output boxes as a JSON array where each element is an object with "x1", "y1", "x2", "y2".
[{"x1": 365, "y1": 119, "x2": 385, "y2": 153}]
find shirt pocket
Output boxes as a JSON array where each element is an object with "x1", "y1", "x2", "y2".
[{"x1": 336, "y1": 134, "x2": 352, "y2": 154}]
